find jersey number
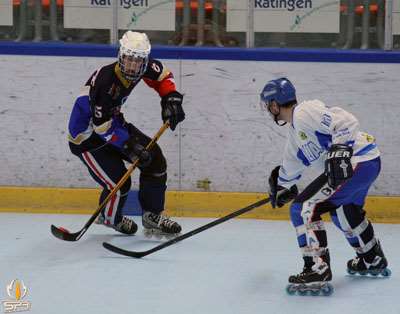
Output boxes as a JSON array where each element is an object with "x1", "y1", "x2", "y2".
[
  {"x1": 151, "y1": 63, "x2": 161, "y2": 73},
  {"x1": 94, "y1": 106, "x2": 102, "y2": 118}
]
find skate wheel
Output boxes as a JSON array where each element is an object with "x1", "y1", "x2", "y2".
[
  {"x1": 381, "y1": 269, "x2": 392, "y2": 277},
  {"x1": 321, "y1": 284, "x2": 334, "y2": 296},
  {"x1": 285, "y1": 285, "x2": 296, "y2": 295},
  {"x1": 310, "y1": 290, "x2": 320, "y2": 296},
  {"x1": 297, "y1": 288, "x2": 308, "y2": 296},
  {"x1": 347, "y1": 268, "x2": 356, "y2": 275},
  {"x1": 370, "y1": 271, "x2": 379, "y2": 277}
]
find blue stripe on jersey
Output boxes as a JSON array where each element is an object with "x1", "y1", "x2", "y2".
[
  {"x1": 354, "y1": 143, "x2": 377, "y2": 156},
  {"x1": 297, "y1": 149, "x2": 310, "y2": 166},
  {"x1": 68, "y1": 95, "x2": 91, "y2": 138},
  {"x1": 315, "y1": 131, "x2": 332, "y2": 150}
]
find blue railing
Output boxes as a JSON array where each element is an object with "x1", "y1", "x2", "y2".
[{"x1": 1, "y1": 42, "x2": 400, "y2": 63}]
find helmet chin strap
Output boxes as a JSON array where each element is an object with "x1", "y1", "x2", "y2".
[
  {"x1": 271, "y1": 106, "x2": 287, "y2": 126},
  {"x1": 275, "y1": 116, "x2": 287, "y2": 126}
]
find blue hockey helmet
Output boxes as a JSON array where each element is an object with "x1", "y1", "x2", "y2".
[
  {"x1": 260, "y1": 78, "x2": 297, "y2": 126},
  {"x1": 260, "y1": 77, "x2": 296, "y2": 109}
]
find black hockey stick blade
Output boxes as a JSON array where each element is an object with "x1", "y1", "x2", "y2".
[
  {"x1": 103, "y1": 242, "x2": 148, "y2": 258},
  {"x1": 51, "y1": 224, "x2": 87, "y2": 242},
  {"x1": 102, "y1": 197, "x2": 270, "y2": 258}
]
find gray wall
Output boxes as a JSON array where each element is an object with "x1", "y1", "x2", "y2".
[{"x1": 0, "y1": 55, "x2": 398, "y2": 195}]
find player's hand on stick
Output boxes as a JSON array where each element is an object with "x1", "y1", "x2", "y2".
[
  {"x1": 161, "y1": 91, "x2": 185, "y2": 131},
  {"x1": 268, "y1": 166, "x2": 298, "y2": 208},
  {"x1": 325, "y1": 144, "x2": 353, "y2": 189}
]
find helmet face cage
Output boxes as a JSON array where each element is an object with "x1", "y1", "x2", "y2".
[
  {"x1": 118, "y1": 31, "x2": 151, "y2": 81},
  {"x1": 118, "y1": 49, "x2": 148, "y2": 81}
]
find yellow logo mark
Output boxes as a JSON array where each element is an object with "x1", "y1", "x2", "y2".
[
  {"x1": 6, "y1": 280, "x2": 27, "y2": 301},
  {"x1": 361, "y1": 132, "x2": 375, "y2": 143},
  {"x1": 299, "y1": 131, "x2": 307, "y2": 140},
  {"x1": 3, "y1": 279, "x2": 31, "y2": 313}
]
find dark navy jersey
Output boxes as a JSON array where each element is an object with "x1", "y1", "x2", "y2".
[{"x1": 68, "y1": 58, "x2": 177, "y2": 151}]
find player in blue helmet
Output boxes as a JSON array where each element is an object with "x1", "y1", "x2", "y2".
[
  {"x1": 259, "y1": 77, "x2": 297, "y2": 126},
  {"x1": 260, "y1": 77, "x2": 390, "y2": 295}
]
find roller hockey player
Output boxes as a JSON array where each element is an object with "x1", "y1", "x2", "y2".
[
  {"x1": 68, "y1": 31, "x2": 184, "y2": 238},
  {"x1": 260, "y1": 78, "x2": 391, "y2": 296}
]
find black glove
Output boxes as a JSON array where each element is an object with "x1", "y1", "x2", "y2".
[
  {"x1": 123, "y1": 138, "x2": 152, "y2": 167},
  {"x1": 325, "y1": 144, "x2": 353, "y2": 189},
  {"x1": 268, "y1": 166, "x2": 298, "y2": 208},
  {"x1": 161, "y1": 91, "x2": 185, "y2": 131}
]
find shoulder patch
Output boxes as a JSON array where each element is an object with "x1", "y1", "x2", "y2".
[{"x1": 299, "y1": 131, "x2": 307, "y2": 140}]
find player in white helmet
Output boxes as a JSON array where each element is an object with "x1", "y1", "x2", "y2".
[
  {"x1": 67, "y1": 31, "x2": 185, "y2": 238},
  {"x1": 118, "y1": 31, "x2": 151, "y2": 81}
]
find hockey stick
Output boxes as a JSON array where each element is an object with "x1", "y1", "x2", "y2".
[
  {"x1": 102, "y1": 197, "x2": 270, "y2": 258},
  {"x1": 51, "y1": 122, "x2": 170, "y2": 242}
]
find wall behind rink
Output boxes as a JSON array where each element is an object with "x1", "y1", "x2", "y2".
[{"x1": 0, "y1": 50, "x2": 399, "y2": 195}]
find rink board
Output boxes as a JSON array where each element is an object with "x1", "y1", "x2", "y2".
[{"x1": 0, "y1": 186, "x2": 399, "y2": 223}]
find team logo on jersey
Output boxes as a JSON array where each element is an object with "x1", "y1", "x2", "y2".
[
  {"x1": 361, "y1": 132, "x2": 375, "y2": 143},
  {"x1": 2, "y1": 279, "x2": 31, "y2": 313},
  {"x1": 299, "y1": 131, "x2": 308, "y2": 140}
]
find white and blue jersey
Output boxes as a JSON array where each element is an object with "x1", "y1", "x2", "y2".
[
  {"x1": 282, "y1": 100, "x2": 382, "y2": 258},
  {"x1": 278, "y1": 100, "x2": 380, "y2": 189}
]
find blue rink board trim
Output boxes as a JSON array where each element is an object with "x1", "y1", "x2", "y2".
[
  {"x1": 122, "y1": 190, "x2": 143, "y2": 216},
  {"x1": 1, "y1": 41, "x2": 400, "y2": 63}
]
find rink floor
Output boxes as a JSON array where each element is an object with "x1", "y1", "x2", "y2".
[{"x1": 1, "y1": 213, "x2": 399, "y2": 314}]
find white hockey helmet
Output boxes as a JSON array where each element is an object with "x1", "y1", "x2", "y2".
[{"x1": 118, "y1": 31, "x2": 151, "y2": 81}]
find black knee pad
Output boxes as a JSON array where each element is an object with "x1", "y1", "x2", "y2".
[
  {"x1": 343, "y1": 204, "x2": 366, "y2": 229},
  {"x1": 137, "y1": 143, "x2": 168, "y2": 214},
  {"x1": 140, "y1": 144, "x2": 167, "y2": 184},
  {"x1": 342, "y1": 204, "x2": 374, "y2": 249}
]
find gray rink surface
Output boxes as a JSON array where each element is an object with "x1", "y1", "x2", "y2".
[{"x1": 0, "y1": 213, "x2": 398, "y2": 314}]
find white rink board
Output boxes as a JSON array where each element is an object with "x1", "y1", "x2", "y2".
[
  {"x1": 0, "y1": 0, "x2": 12, "y2": 26},
  {"x1": 227, "y1": 0, "x2": 340, "y2": 33},
  {"x1": 0, "y1": 55, "x2": 399, "y2": 194},
  {"x1": 64, "y1": 0, "x2": 176, "y2": 31},
  {"x1": 393, "y1": 0, "x2": 400, "y2": 35}
]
